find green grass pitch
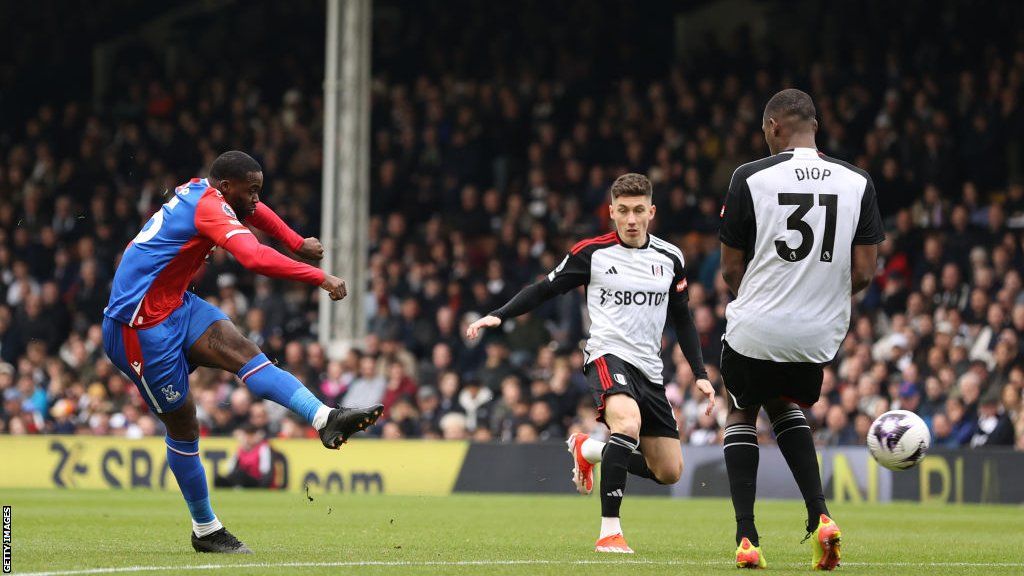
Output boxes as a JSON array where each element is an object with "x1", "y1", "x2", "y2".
[{"x1": 3, "y1": 488, "x2": 1022, "y2": 575}]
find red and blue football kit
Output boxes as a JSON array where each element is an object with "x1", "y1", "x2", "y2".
[{"x1": 102, "y1": 178, "x2": 324, "y2": 413}]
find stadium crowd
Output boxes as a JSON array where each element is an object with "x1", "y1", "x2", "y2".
[{"x1": 1, "y1": 1, "x2": 1023, "y2": 450}]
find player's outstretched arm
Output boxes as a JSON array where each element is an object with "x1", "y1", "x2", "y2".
[
  {"x1": 467, "y1": 247, "x2": 590, "y2": 340},
  {"x1": 222, "y1": 231, "x2": 326, "y2": 286},
  {"x1": 464, "y1": 280, "x2": 558, "y2": 340},
  {"x1": 196, "y1": 194, "x2": 330, "y2": 290},
  {"x1": 246, "y1": 201, "x2": 324, "y2": 260}
]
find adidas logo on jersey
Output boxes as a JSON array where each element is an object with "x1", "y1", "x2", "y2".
[{"x1": 605, "y1": 266, "x2": 618, "y2": 274}]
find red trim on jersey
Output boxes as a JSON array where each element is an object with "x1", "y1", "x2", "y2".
[
  {"x1": 571, "y1": 232, "x2": 617, "y2": 255},
  {"x1": 121, "y1": 324, "x2": 144, "y2": 376},
  {"x1": 595, "y1": 357, "x2": 613, "y2": 390}
]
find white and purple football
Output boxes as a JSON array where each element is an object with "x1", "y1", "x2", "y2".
[{"x1": 866, "y1": 410, "x2": 931, "y2": 471}]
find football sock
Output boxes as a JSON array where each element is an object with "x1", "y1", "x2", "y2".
[
  {"x1": 599, "y1": 516, "x2": 622, "y2": 539},
  {"x1": 165, "y1": 437, "x2": 223, "y2": 537},
  {"x1": 581, "y1": 437, "x2": 605, "y2": 463},
  {"x1": 723, "y1": 423, "x2": 759, "y2": 546},
  {"x1": 600, "y1": 433, "x2": 637, "y2": 518},
  {"x1": 772, "y1": 408, "x2": 829, "y2": 531},
  {"x1": 238, "y1": 353, "x2": 330, "y2": 429}
]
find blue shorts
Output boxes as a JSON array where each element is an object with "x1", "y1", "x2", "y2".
[{"x1": 102, "y1": 291, "x2": 229, "y2": 414}]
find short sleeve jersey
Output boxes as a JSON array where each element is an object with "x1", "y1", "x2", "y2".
[{"x1": 720, "y1": 148, "x2": 885, "y2": 363}]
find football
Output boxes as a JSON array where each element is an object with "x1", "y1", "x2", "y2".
[{"x1": 866, "y1": 410, "x2": 932, "y2": 471}]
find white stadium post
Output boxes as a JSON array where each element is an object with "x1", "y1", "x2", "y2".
[{"x1": 320, "y1": 0, "x2": 372, "y2": 358}]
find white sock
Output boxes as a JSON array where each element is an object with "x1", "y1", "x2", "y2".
[
  {"x1": 600, "y1": 516, "x2": 622, "y2": 539},
  {"x1": 581, "y1": 438, "x2": 605, "y2": 463},
  {"x1": 312, "y1": 405, "x2": 333, "y2": 431},
  {"x1": 193, "y1": 517, "x2": 223, "y2": 538}
]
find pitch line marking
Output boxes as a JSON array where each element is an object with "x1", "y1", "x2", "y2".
[{"x1": 18, "y1": 559, "x2": 1024, "y2": 575}]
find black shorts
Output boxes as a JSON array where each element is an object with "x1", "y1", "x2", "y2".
[
  {"x1": 584, "y1": 354, "x2": 679, "y2": 439},
  {"x1": 720, "y1": 340, "x2": 825, "y2": 409}
]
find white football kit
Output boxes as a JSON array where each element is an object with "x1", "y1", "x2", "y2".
[{"x1": 720, "y1": 147, "x2": 886, "y2": 364}]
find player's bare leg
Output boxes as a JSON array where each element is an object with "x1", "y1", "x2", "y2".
[
  {"x1": 723, "y1": 400, "x2": 764, "y2": 567},
  {"x1": 157, "y1": 395, "x2": 252, "y2": 553},
  {"x1": 592, "y1": 394, "x2": 641, "y2": 553},
  {"x1": 637, "y1": 436, "x2": 683, "y2": 483},
  {"x1": 188, "y1": 320, "x2": 382, "y2": 448}
]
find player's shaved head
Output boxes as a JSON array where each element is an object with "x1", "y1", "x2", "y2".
[
  {"x1": 761, "y1": 89, "x2": 818, "y2": 155},
  {"x1": 763, "y1": 89, "x2": 816, "y2": 126},
  {"x1": 210, "y1": 150, "x2": 262, "y2": 181}
]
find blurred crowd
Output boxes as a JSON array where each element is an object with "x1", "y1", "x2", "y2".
[{"x1": 1, "y1": 1, "x2": 1022, "y2": 450}]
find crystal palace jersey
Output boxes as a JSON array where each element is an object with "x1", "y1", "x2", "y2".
[
  {"x1": 546, "y1": 232, "x2": 689, "y2": 384},
  {"x1": 105, "y1": 178, "x2": 260, "y2": 329},
  {"x1": 719, "y1": 147, "x2": 885, "y2": 363}
]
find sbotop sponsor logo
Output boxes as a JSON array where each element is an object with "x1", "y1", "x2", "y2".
[
  {"x1": 2, "y1": 505, "x2": 10, "y2": 574},
  {"x1": 598, "y1": 288, "x2": 666, "y2": 307}
]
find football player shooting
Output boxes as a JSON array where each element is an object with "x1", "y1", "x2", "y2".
[
  {"x1": 719, "y1": 89, "x2": 883, "y2": 570},
  {"x1": 466, "y1": 173, "x2": 715, "y2": 554},
  {"x1": 101, "y1": 151, "x2": 383, "y2": 553}
]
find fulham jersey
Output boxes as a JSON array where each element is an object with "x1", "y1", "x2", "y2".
[
  {"x1": 546, "y1": 232, "x2": 689, "y2": 384},
  {"x1": 720, "y1": 147, "x2": 885, "y2": 363}
]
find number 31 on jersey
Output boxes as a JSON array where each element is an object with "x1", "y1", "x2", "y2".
[{"x1": 775, "y1": 193, "x2": 837, "y2": 263}]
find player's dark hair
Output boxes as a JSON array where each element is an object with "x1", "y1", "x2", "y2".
[
  {"x1": 764, "y1": 89, "x2": 817, "y2": 124},
  {"x1": 209, "y1": 150, "x2": 262, "y2": 181},
  {"x1": 609, "y1": 173, "x2": 652, "y2": 200}
]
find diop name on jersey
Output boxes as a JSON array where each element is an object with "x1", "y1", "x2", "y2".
[
  {"x1": 794, "y1": 167, "x2": 831, "y2": 180},
  {"x1": 598, "y1": 289, "x2": 666, "y2": 306}
]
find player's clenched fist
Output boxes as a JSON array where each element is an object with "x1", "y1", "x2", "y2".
[
  {"x1": 320, "y1": 274, "x2": 347, "y2": 300},
  {"x1": 296, "y1": 237, "x2": 324, "y2": 260},
  {"x1": 465, "y1": 315, "x2": 501, "y2": 339}
]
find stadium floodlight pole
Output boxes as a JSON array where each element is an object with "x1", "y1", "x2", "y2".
[
  {"x1": 320, "y1": 0, "x2": 372, "y2": 357},
  {"x1": 319, "y1": 0, "x2": 340, "y2": 350}
]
